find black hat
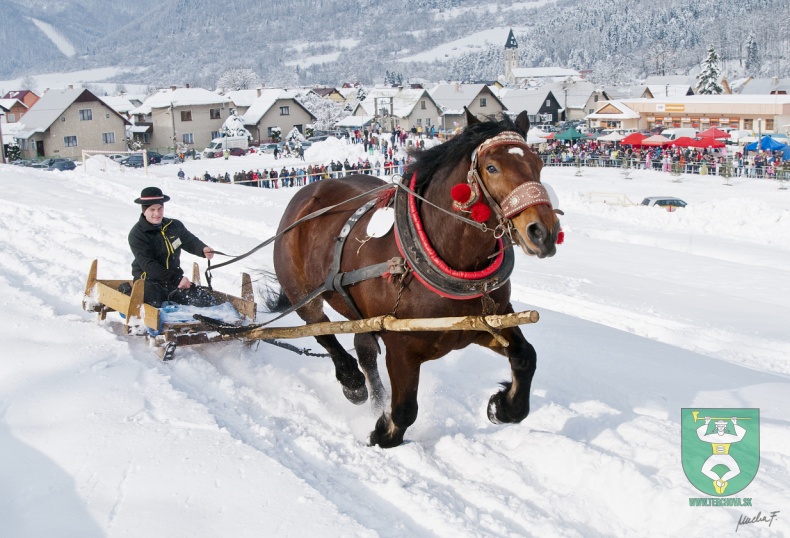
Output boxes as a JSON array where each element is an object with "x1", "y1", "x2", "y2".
[{"x1": 134, "y1": 186, "x2": 170, "y2": 205}]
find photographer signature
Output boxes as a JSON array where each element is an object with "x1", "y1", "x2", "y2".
[{"x1": 736, "y1": 510, "x2": 779, "y2": 532}]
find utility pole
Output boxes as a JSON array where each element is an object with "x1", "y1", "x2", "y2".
[{"x1": 0, "y1": 112, "x2": 6, "y2": 164}]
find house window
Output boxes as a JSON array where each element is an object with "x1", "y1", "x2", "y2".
[
  {"x1": 546, "y1": 100, "x2": 551, "y2": 107},
  {"x1": 210, "y1": 130, "x2": 220, "y2": 139},
  {"x1": 180, "y1": 110, "x2": 192, "y2": 122},
  {"x1": 79, "y1": 109, "x2": 93, "y2": 121},
  {"x1": 61, "y1": 116, "x2": 66, "y2": 122},
  {"x1": 7, "y1": 113, "x2": 15, "y2": 122},
  {"x1": 210, "y1": 108, "x2": 221, "y2": 119},
  {"x1": 765, "y1": 119, "x2": 774, "y2": 131},
  {"x1": 102, "y1": 132, "x2": 115, "y2": 144},
  {"x1": 64, "y1": 136, "x2": 78, "y2": 147},
  {"x1": 182, "y1": 133, "x2": 194, "y2": 144},
  {"x1": 594, "y1": 95, "x2": 599, "y2": 102},
  {"x1": 420, "y1": 100, "x2": 426, "y2": 110},
  {"x1": 279, "y1": 106, "x2": 290, "y2": 115},
  {"x1": 106, "y1": 113, "x2": 110, "y2": 118},
  {"x1": 743, "y1": 119, "x2": 753, "y2": 130},
  {"x1": 479, "y1": 97, "x2": 487, "y2": 107},
  {"x1": 141, "y1": 133, "x2": 151, "y2": 144},
  {"x1": 417, "y1": 119, "x2": 422, "y2": 125},
  {"x1": 425, "y1": 118, "x2": 431, "y2": 126}
]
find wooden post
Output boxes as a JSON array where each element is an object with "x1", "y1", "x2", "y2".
[{"x1": 226, "y1": 310, "x2": 540, "y2": 347}]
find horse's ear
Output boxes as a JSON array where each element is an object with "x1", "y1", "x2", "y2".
[
  {"x1": 514, "y1": 110, "x2": 530, "y2": 136},
  {"x1": 464, "y1": 107, "x2": 480, "y2": 125}
]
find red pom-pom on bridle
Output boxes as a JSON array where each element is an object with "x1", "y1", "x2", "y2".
[
  {"x1": 470, "y1": 202, "x2": 491, "y2": 223},
  {"x1": 450, "y1": 183, "x2": 472, "y2": 204}
]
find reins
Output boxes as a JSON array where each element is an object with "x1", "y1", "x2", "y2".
[{"x1": 203, "y1": 176, "x2": 499, "y2": 290}]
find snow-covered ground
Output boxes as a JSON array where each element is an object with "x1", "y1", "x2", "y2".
[{"x1": 1, "y1": 140, "x2": 789, "y2": 537}]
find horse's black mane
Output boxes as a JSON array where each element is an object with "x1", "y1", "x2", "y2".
[{"x1": 405, "y1": 114, "x2": 523, "y2": 192}]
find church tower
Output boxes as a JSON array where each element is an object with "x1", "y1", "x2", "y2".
[{"x1": 504, "y1": 29, "x2": 519, "y2": 85}]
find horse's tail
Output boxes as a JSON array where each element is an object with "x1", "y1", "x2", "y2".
[{"x1": 258, "y1": 271, "x2": 291, "y2": 313}]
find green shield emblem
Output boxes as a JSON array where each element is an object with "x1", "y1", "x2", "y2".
[{"x1": 681, "y1": 408, "x2": 760, "y2": 496}]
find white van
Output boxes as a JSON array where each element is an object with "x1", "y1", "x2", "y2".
[
  {"x1": 202, "y1": 135, "x2": 249, "y2": 158},
  {"x1": 661, "y1": 128, "x2": 697, "y2": 140}
]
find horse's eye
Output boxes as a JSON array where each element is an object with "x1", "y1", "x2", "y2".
[{"x1": 486, "y1": 165, "x2": 498, "y2": 174}]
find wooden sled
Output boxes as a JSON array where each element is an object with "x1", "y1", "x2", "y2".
[{"x1": 82, "y1": 259, "x2": 256, "y2": 359}]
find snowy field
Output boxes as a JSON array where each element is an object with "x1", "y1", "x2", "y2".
[{"x1": 1, "y1": 139, "x2": 789, "y2": 537}]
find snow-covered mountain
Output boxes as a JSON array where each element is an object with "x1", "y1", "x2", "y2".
[{"x1": 1, "y1": 0, "x2": 788, "y2": 87}]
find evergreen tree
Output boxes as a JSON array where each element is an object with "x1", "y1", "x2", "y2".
[
  {"x1": 695, "y1": 45, "x2": 723, "y2": 95},
  {"x1": 745, "y1": 34, "x2": 760, "y2": 74}
]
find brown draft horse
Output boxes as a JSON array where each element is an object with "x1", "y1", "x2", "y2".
[{"x1": 272, "y1": 110, "x2": 560, "y2": 448}]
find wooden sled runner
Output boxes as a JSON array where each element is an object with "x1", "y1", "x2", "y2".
[{"x1": 82, "y1": 259, "x2": 257, "y2": 359}]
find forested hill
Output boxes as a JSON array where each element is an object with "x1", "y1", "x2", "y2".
[{"x1": 1, "y1": 0, "x2": 788, "y2": 87}]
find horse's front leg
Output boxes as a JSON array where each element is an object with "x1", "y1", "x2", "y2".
[
  {"x1": 369, "y1": 350, "x2": 420, "y2": 448},
  {"x1": 476, "y1": 323, "x2": 537, "y2": 424}
]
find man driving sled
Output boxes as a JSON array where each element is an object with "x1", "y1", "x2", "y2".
[{"x1": 127, "y1": 186, "x2": 216, "y2": 308}]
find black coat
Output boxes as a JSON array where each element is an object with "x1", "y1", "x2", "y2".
[{"x1": 129, "y1": 215, "x2": 207, "y2": 287}]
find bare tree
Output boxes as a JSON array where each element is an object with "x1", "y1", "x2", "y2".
[{"x1": 216, "y1": 68, "x2": 260, "y2": 92}]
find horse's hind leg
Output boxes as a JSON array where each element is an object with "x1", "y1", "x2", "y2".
[
  {"x1": 354, "y1": 333, "x2": 387, "y2": 412},
  {"x1": 476, "y1": 324, "x2": 537, "y2": 424}
]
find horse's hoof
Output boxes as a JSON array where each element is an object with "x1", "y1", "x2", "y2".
[
  {"x1": 487, "y1": 393, "x2": 504, "y2": 424},
  {"x1": 343, "y1": 384, "x2": 368, "y2": 405},
  {"x1": 368, "y1": 414, "x2": 404, "y2": 448}
]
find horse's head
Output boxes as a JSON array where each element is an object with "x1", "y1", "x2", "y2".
[{"x1": 465, "y1": 109, "x2": 561, "y2": 258}]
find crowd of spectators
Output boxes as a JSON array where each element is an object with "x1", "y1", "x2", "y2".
[{"x1": 536, "y1": 139, "x2": 789, "y2": 179}]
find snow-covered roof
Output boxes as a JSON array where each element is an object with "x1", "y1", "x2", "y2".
[
  {"x1": 14, "y1": 87, "x2": 91, "y2": 138},
  {"x1": 132, "y1": 87, "x2": 231, "y2": 115},
  {"x1": 737, "y1": 77, "x2": 790, "y2": 95},
  {"x1": 356, "y1": 88, "x2": 433, "y2": 118},
  {"x1": 586, "y1": 100, "x2": 641, "y2": 120},
  {"x1": 539, "y1": 81, "x2": 604, "y2": 109},
  {"x1": 511, "y1": 67, "x2": 581, "y2": 79},
  {"x1": 497, "y1": 88, "x2": 557, "y2": 115},
  {"x1": 643, "y1": 85, "x2": 693, "y2": 98},
  {"x1": 240, "y1": 88, "x2": 294, "y2": 125},
  {"x1": 0, "y1": 98, "x2": 26, "y2": 112},
  {"x1": 621, "y1": 94, "x2": 790, "y2": 105},
  {"x1": 428, "y1": 83, "x2": 504, "y2": 114},
  {"x1": 335, "y1": 115, "x2": 374, "y2": 128},
  {"x1": 225, "y1": 89, "x2": 260, "y2": 108},
  {"x1": 98, "y1": 95, "x2": 136, "y2": 115},
  {"x1": 643, "y1": 75, "x2": 697, "y2": 87}
]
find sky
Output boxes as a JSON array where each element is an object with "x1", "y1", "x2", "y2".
[{"x1": 1, "y1": 138, "x2": 789, "y2": 537}]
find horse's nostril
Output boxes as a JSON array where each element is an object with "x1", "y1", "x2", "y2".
[{"x1": 527, "y1": 222, "x2": 545, "y2": 243}]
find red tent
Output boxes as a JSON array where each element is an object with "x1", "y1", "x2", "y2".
[
  {"x1": 697, "y1": 127, "x2": 730, "y2": 139},
  {"x1": 640, "y1": 134, "x2": 671, "y2": 147},
  {"x1": 689, "y1": 137, "x2": 726, "y2": 149},
  {"x1": 620, "y1": 132, "x2": 647, "y2": 146},
  {"x1": 669, "y1": 136, "x2": 697, "y2": 148}
]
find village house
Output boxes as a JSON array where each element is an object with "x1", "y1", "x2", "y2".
[
  {"x1": 497, "y1": 88, "x2": 563, "y2": 125},
  {"x1": 348, "y1": 87, "x2": 442, "y2": 134},
  {"x1": 0, "y1": 97, "x2": 29, "y2": 124},
  {"x1": 428, "y1": 83, "x2": 507, "y2": 132},
  {"x1": 14, "y1": 86, "x2": 129, "y2": 160},
  {"x1": 2, "y1": 89, "x2": 39, "y2": 109},
  {"x1": 586, "y1": 94, "x2": 790, "y2": 133},
  {"x1": 540, "y1": 81, "x2": 611, "y2": 122},
  {"x1": 129, "y1": 86, "x2": 232, "y2": 152},
  {"x1": 239, "y1": 88, "x2": 316, "y2": 142}
]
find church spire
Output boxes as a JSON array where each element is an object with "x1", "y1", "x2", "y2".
[{"x1": 505, "y1": 29, "x2": 518, "y2": 49}]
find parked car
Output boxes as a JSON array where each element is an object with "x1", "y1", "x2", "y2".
[
  {"x1": 30, "y1": 157, "x2": 71, "y2": 169},
  {"x1": 160, "y1": 153, "x2": 180, "y2": 164},
  {"x1": 259, "y1": 143, "x2": 279, "y2": 154},
  {"x1": 641, "y1": 196, "x2": 687, "y2": 211},
  {"x1": 10, "y1": 159, "x2": 35, "y2": 166},
  {"x1": 120, "y1": 154, "x2": 144, "y2": 168},
  {"x1": 146, "y1": 151, "x2": 163, "y2": 164},
  {"x1": 107, "y1": 154, "x2": 127, "y2": 162},
  {"x1": 46, "y1": 160, "x2": 77, "y2": 171},
  {"x1": 228, "y1": 147, "x2": 246, "y2": 157}
]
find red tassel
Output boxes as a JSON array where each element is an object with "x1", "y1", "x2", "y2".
[
  {"x1": 470, "y1": 202, "x2": 491, "y2": 223},
  {"x1": 451, "y1": 183, "x2": 472, "y2": 204},
  {"x1": 557, "y1": 229, "x2": 565, "y2": 245}
]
